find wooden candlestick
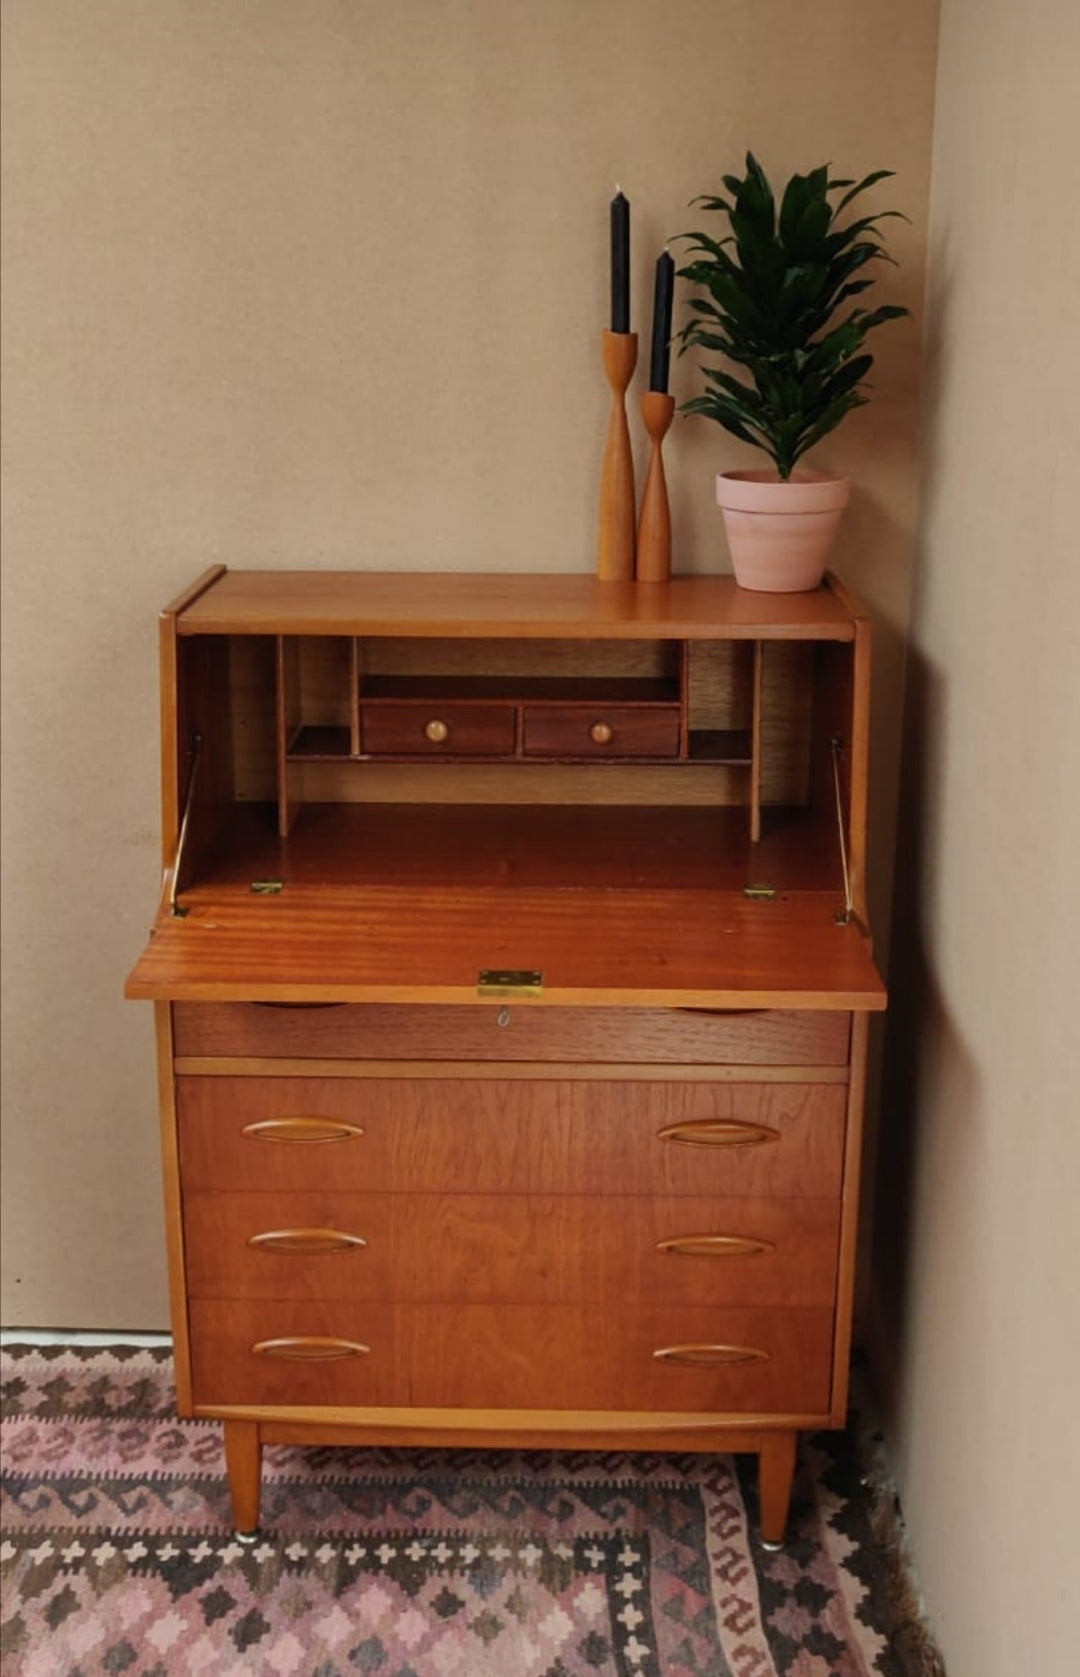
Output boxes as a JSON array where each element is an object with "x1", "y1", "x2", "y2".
[
  {"x1": 597, "y1": 330, "x2": 638, "y2": 581},
  {"x1": 636, "y1": 391, "x2": 675, "y2": 582}
]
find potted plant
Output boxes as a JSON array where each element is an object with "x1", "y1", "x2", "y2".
[{"x1": 677, "y1": 153, "x2": 909, "y2": 591}]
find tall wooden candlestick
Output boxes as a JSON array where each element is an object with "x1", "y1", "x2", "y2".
[
  {"x1": 597, "y1": 330, "x2": 638, "y2": 581},
  {"x1": 636, "y1": 390, "x2": 675, "y2": 582}
]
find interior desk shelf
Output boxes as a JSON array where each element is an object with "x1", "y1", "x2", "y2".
[
  {"x1": 125, "y1": 567, "x2": 885, "y2": 1548},
  {"x1": 248, "y1": 583, "x2": 846, "y2": 845}
]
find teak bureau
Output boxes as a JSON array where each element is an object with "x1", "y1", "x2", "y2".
[{"x1": 125, "y1": 567, "x2": 886, "y2": 1545}]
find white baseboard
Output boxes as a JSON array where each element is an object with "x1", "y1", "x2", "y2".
[{"x1": 0, "y1": 1330, "x2": 172, "y2": 1348}]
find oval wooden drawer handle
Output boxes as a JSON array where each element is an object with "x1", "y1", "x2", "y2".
[
  {"x1": 252, "y1": 1336, "x2": 369, "y2": 1362},
  {"x1": 253, "y1": 1001, "x2": 347, "y2": 1011},
  {"x1": 589, "y1": 720, "x2": 614, "y2": 744},
  {"x1": 674, "y1": 1007, "x2": 769, "y2": 1018},
  {"x1": 656, "y1": 1119, "x2": 779, "y2": 1149},
  {"x1": 248, "y1": 1228, "x2": 367, "y2": 1256},
  {"x1": 653, "y1": 1342, "x2": 769, "y2": 1367},
  {"x1": 655, "y1": 1233, "x2": 773, "y2": 1259},
  {"x1": 241, "y1": 1117, "x2": 364, "y2": 1145},
  {"x1": 424, "y1": 719, "x2": 449, "y2": 743}
]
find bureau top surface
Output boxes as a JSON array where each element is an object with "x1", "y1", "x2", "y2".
[{"x1": 172, "y1": 569, "x2": 861, "y2": 640}]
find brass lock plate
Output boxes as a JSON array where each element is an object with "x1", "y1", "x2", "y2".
[{"x1": 477, "y1": 969, "x2": 543, "y2": 998}]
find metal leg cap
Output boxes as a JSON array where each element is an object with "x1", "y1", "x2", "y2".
[
  {"x1": 234, "y1": 1529, "x2": 260, "y2": 1546},
  {"x1": 759, "y1": 1537, "x2": 785, "y2": 1552}
]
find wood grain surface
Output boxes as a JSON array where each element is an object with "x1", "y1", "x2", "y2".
[
  {"x1": 176, "y1": 1076, "x2": 847, "y2": 1197},
  {"x1": 128, "y1": 879, "x2": 884, "y2": 1006},
  {"x1": 174, "y1": 570, "x2": 861, "y2": 641},
  {"x1": 188, "y1": 1298, "x2": 835, "y2": 1412},
  {"x1": 182, "y1": 1189, "x2": 840, "y2": 1308},
  {"x1": 171, "y1": 1000, "x2": 851, "y2": 1064}
]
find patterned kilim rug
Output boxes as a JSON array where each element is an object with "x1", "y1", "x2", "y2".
[{"x1": 0, "y1": 1346, "x2": 939, "y2": 1677}]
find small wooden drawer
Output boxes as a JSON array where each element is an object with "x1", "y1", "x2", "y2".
[
  {"x1": 176, "y1": 1077, "x2": 847, "y2": 1198},
  {"x1": 521, "y1": 704, "x2": 680, "y2": 759},
  {"x1": 361, "y1": 701, "x2": 516, "y2": 757},
  {"x1": 183, "y1": 1190, "x2": 840, "y2": 1308},
  {"x1": 171, "y1": 1002, "x2": 851, "y2": 1066},
  {"x1": 188, "y1": 1299, "x2": 834, "y2": 1414}
]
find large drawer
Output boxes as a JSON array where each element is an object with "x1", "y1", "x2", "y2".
[
  {"x1": 176, "y1": 1077, "x2": 847, "y2": 1197},
  {"x1": 172, "y1": 1002, "x2": 851, "y2": 1066},
  {"x1": 182, "y1": 1190, "x2": 840, "y2": 1308},
  {"x1": 188, "y1": 1299, "x2": 835, "y2": 1414}
]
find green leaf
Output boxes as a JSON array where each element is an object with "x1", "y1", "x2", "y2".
[
  {"x1": 778, "y1": 174, "x2": 807, "y2": 237},
  {"x1": 793, "y1": 393, "x2": 868, "y2": 460},
  {"x1": 826, "y1": 210, "x2": 907, "y2": 257},
  {"x1": 689, "y1": 194, "x2": 735, "y2": 215},
  {"x1": 703, "y1": 368, "x2": 764, "y2": 410},
  {"x1": 854, "y1": 302, "x2": 910, "y2": 328},
  {"x1": 830, "y1": 278, "x2": 877, "y2": 306},
  {"x1": 679, "y1": 397, "x2": 766, "y2": 451},
  {"x1": 833, "y1": 168, "x2": 895, "y2": 215},
  {"x1": 681, "y1": 330, "x2": 736, "y2": 355},
  {"x1": 678, "y1": 231, "x2": 736, "y2": 263}
]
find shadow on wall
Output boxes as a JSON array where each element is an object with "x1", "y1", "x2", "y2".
[
  {"x1": 869, "y1": 640, "x2": 982, "y2": 1422},
  {"x1": 868, "y1": 226, "x2": 944, "y2": 1407}
]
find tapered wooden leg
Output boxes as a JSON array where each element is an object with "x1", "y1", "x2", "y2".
[
  {"x1": 758, "y1": 1430, "x2": 797, "y2": 1548},
  {"x1": 223, "y1": 1420, "x2": 262, "y2": 1539}
]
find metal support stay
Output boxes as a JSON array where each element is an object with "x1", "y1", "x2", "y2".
[
  {"x1": 830, "y1": 735, "x2": 854, "y2": 925},
  {"x1": 169, "y1": 733, "x2": 203, "y2": 918}
]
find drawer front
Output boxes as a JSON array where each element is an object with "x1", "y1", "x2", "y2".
[
  {"x1": 172, "y1": 1002, "x2": 851, "y2": 1066},
  {"x1": 188, "y1": 1299, "x2": 834, "y2": 1414},
  {"x1": 183, "y1": 1190, "x2": 840, "y2": 1308},
  {"x1": 361, "y1": 702, "x2": 515, "y2": 757},
  {"x1": 521, "y1": 705, "x2": 680, "y2": 759},
  {"x1": 177, "y1": 1077, "x2": 847, "y2": 1197}
]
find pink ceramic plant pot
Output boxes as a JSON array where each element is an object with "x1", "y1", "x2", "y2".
[{"x1": 715, "y1": 469, "x2": 850, "y2": 592}]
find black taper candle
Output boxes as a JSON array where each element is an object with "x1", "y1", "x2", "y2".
[
  {"x1": 610, "y1": 189, "x2": 630, "y2": 332},
  {"x1": 649, "y1": 248, "x2": 675, "y2": 392}
]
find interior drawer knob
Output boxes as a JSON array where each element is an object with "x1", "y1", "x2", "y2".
[
  {"x1": 424, "y1": 718, "x2": 449, "y2": 743},
  {"x1": 589, "y1": 720, "x2": 614, "y2": 745},
  {"x1": 248, "y1": 1228, "x2": 367, "y2": 1256},
  {"x1": 653, "y1": 1342, "x2": 769, "y2": 1367},
  {"x1": 252, "y1": 1336, "x2": 369, "y2": 1362},
  {"x1": 656, "y1": 1119, "x2": 779, "y2": 1149}
]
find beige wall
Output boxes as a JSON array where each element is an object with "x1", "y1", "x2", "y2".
[
  {"x1": 1, "y1": 0, "x2": 937, "y2": 1329},
  {"x1": 7, "y1": 5, "x2": 1080, "y2": 1669},
  {"x1": 874, "y1": 2, "x2": 1080, "y2": 1674},
  {"x1": 2, "y1": 3, "x2": 939, "y2": 1294}
]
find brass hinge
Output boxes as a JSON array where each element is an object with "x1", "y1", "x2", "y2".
[
  {"x1": 478, "y1": 969, "x2": 543, "y2": 998},
  {"x1": 250, "y1": 879, "x2": 284, "y2": 896},
  {"x1": 743, "y1": 883, "x2": 775, "y2": 901}
]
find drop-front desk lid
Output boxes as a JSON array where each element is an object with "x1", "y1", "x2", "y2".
[
  {"x1": 126, "y1": 800, "x2": 885, "y2": 1009},
  {"x1": 125, "y1": 883, "x2": 885, "y2": 1010}
]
